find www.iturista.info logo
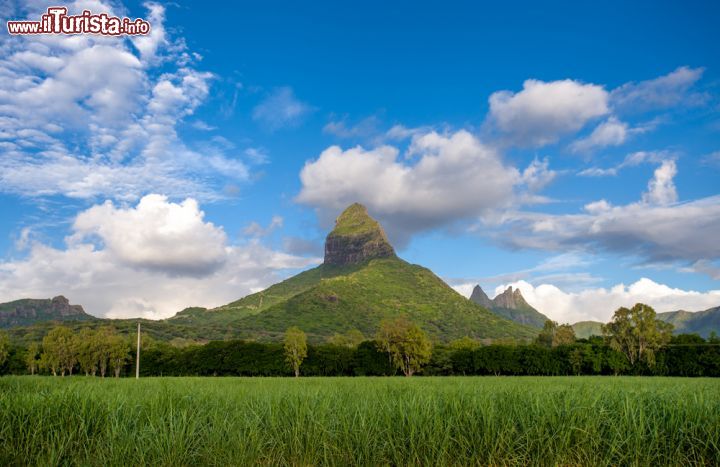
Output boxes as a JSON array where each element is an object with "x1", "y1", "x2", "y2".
[{"x1": 7, "y1": 7, "x2": 151, "y2": 35}]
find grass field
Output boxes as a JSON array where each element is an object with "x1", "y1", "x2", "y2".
[{"x1": 1, "y1": 376, "x2": 718, "y2": 465}]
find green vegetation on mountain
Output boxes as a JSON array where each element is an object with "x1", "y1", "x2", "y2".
[
  {"x1": 172, "y1": 203, "x2": 537, "y2": 343},
  {"x1": 228, "y1": 258, "x2": 537, "y2": 342},
  {"x1": 657, "y1": 306, "x2": 720, "y2": 338}
]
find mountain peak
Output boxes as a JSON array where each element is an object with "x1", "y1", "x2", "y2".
[
  {"x1": 0, "y1": 295, "x2": 90, "y2": 328},
  {"x1": 324, "y1": 203, "x2": 395, "y2": 265},
  {"x1": 469, "y1": 285, "x2": 493, "y2": 308},
  {"x1": 493, "y1": 286, "x2": 531, "y2": 310}
]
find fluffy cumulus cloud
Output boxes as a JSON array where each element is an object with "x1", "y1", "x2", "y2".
[
  {"x1": 487, "y1": 79, "x2": 609, "y2": 146},
  {"x1": 72, "y1": 195, "x2": 228, "y2": 276},
  {"x1": 485, "y1": 279, "x2": 720, "y2": 324},
  {"x1": 0, "y1": 195, "x2": 318, "y2": 319},
  {"x1": 0, "y1": 1, "x2": 248, "y2": 201},
  {"x1": 252, "y1": 87, "x2": 313, "y2": 130},
  {"x1": 296, "y1": 130, "x2": 552, "y2": 243}
]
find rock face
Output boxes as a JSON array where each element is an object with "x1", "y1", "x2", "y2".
[
  {"x1": 469, "y1": 285, "x2": 550, "y2": 328},
  {"x1": 469, "y1": 285, "x2": 493, "y2": 309},
  {"x1": 492, "y1": 286, "x2": 530, "y2": 310},
  {"x1": 0, "y1": 295, "x2": 90, "y2": 328},
  {"x1": 324, "y1": 203, "x2": 396, "y2": 266}
]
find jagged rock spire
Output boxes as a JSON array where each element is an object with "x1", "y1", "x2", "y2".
[
  {"x1": 470, "y1": 285, "x2": 493, "y2": 308},
  {"x1": 492, "y1": 286, "x2": 531, "y2": 310}
]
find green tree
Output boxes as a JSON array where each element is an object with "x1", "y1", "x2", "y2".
[
  {"x1": 553, "y1": 324, "x2": 576, "y2": 347},
  {"x1": 537, "y1": 321, "x2": 576, "y2": 347},
  {"x1": 108, "y1": 335, "x2": 130, "y2": 378},
  {"x1": 536, "y1": 320, "x2": 556, "y2": 347},
  {"x1": 95, "y1": 326, "x2": 117, "y2": 377},
  {"x1": 376, "y1": 316, "x2": 432, "y2": 377},
  {"x1": 327, "y1": 329, "x2": 365, "y2": 348},
  {"x1": 569, "y1": 347, "x2": 584, "y2": 375},
  {"x1": 25, "y1": 342, "x2": 41, "y2": 375},
  {"x1": 0, "y1": 331, "x2": 9, "y2": 370},
  {"x1": 284, "y1": 327, "x2": 308, "y2": 377},
  {"x1": 76, "y1": 329, "x2": 100, "y2": 376},
  {"x1": 42, "y1": 326, "x2": 76, "y2": 376},
  {"x1": 602, "y1": 303, "x2": 673, "y2": 367},
  {"x1": 449, "y1": 336, "x2": 481, "y2": 351}
]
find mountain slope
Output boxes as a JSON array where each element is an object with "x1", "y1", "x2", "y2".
[
  {"x1": 175, "y1": 203, "x2": 538, "y2": 343},
  {"x1": 0, "y1": 296, "x2": 94, "y2": 328},
  {"x1": 470, "y1": 285, "x2": 549, "y2": 328},
  {"x1": 230, "y1": 258, "x2": 537, "y2": 342},
  {"x1": 658, "y1": 306, "x2": 720, "y2": 337}
]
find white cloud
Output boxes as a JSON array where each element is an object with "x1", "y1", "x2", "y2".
[
  {"x1": 385, "y1": 124, "x2": 430, "y2": 141},
  {"x1": 611, "y1": 66, "x2": 707, "y2": 113},
  {"x1": 487, "y1": 79, "x2": 609, "y2": 146},
  {"x1": 130, "y1": 2, "x2": 167, "y2": 62},
  {"x1": 323, "y1": 115, "x2": 382, "y2": 140},
  {"x1": 72, "y1": 195, "x2": 228, "y2": 276},
  {"x1": 569, "y1": 117, "x2": 628, "y2": 153},
  {"x1": 577, "y1": 150, "x2": 675, "y2": 177},
  {"x1": 0, "y1": 0, "x2": 248, "y2": 201},
  {"x1": 297, "y1": 130, "x2": 548, "y2": 243},
  {"x1": 642, "y1": 160, "x2": 677, "y2": 206},
  {"x1": 0, "y1": 196, "x2": 318, "y2": 319},
  {"x1": 486, "y1": 279, "x2": 720, "y2": 324},
  {"x1": 448, "y1": 252, "x2": 601, "y2": 297},
  {"x1": 578, "y1": 167, "x2": 618, "y2": 177},
  {"x1": 492, "y1": 162, "x2": 720, "y2": 268},
  {"x1": 252, "y1": 87, "x2": 312, "y2": 130},
  {"x1": 243, "y1": 216, "x2": 284, "y2": 237}
]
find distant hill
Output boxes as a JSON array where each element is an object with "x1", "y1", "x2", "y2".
[
  {"x1": 570, "y1": 306, "x2": 720, "y2": 339},
  {"x1": 0, "y1": 296, "x2": 94, "y2": 328},
  {"x1": 658, "y1": 306, "x2": 720, "y2": 338},
  {"x1": 470, "y1": 285, "x2": 549, "y2": 328},
  {"x1": 172, "y1": 203, "x2": 538, "y2": 343}
]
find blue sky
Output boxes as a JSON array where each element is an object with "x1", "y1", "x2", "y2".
[{"x1": 0, "y1": 0, "x2": 719, "y2": 322}]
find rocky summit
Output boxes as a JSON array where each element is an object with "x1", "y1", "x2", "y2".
[
  {"x1": 469, "y1": 285, "x2": 493, "y2": 309},
  {"x1": 470, "y1": 285, "x2": 550, "y2": 329},
  {"x1": 0, "y1": 295, "x2": 92, "y2": 328},
  {"x1": 323, "y1": 203, "x2": 396, "y2": 266},
  {"x1": 493, "y1": 286, "x2": 530, "y2": 310}
]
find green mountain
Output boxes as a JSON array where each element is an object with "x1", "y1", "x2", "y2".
[
  {"x1": 572, "y1": 321, "x2": 604, "y2": 339},
  {"x1": 657, "y1": 307, "x2": 720, "y2": 338},
  {"x1": 470, "y1": 285, "x2": 549, "y2": 328},
  {"x1": 0, "y1": 296, "x2": 94, "y2": 328},
  {"x1": 172, "y1": 203, "x2": 538, "y2": 343}
]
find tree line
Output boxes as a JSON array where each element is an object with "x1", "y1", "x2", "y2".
[
  {"x1": 1, "y1": 303, "x2": 719, "y2": 377},
  {"x1": 1, "y1": 326, "x2": 130, "y2": 377}
]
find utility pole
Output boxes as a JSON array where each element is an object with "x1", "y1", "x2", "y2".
[{"x1": 136, "y1": 322, "x2": 141, "y2": 379}]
